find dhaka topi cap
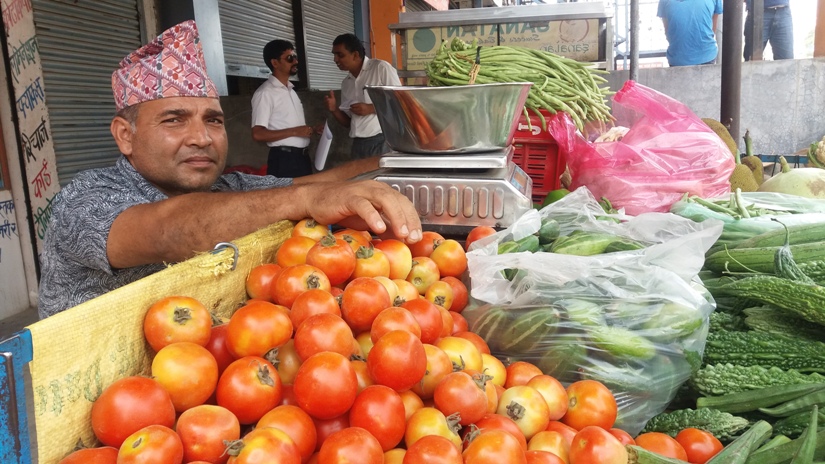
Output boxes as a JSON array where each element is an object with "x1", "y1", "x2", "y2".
[{"x1": 111, "y1": 20, "x2": 219, "y2": 111}]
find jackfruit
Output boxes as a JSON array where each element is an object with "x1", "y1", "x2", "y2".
[
  {"x1": 730, "y1": 151, "x2": 759, "y2": 192},
  {"x1": 740, "y1": 130, "x2": 764, "y2": 184},
  {"x1": 702, "y1": 118, "x2": 738, "y2": 158}
]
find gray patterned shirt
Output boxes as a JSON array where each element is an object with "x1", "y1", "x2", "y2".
[{"x1": 38, "y1": 156, "x2": 292, "y2": 318}]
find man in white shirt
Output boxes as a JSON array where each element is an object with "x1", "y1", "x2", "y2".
[
  {"x1": 251, "y1": 40, "x2": 316, "y2": 177},
  {"x1": 324, "y1": 33, "x2": 402, "y2": 159}
]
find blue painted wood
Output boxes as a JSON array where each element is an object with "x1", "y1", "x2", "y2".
[{"x1": 0, "y1": 330, "x2": 33, "y2": 464}]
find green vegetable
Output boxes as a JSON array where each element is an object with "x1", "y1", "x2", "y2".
[
  {"x1": 713, "y1": 276, "x2": 825, "y2": 327},
  {"x1": 733, "y1": 222, "x2": 825, "y2": 249},
  {"x1": 690, "y1": 364, "x2": 825, "y2": 397},
  {"x1": 755, "y1": 435, "x2": 793, "y2": 453},
  {"x1": 497, "y1": 240, "x2": 519, "y2": 255},
  {"x1": 791, "y1": 405, "x2": 818, "y2": 463},
  {"x1": 703, "y1": 330, "x2": 825, "y2": 373},
  {"x1": 696, "y1": 382, "x2": 825, "y2": 414},
  {"x1": 773, "y1": 409, "x2": 825, "y2": 439},
  {"x1": 744, "y1": 306, "x2": 825, "y2": 343},
  {"x1": 708, "y1": 420, "x2": 772, "y2": 464},
  {"x1": 537, "y1": 218, "x2": 560, "y2": 245},
  {"x1": 746, "y1": 429, "x2": 825, "y2": 463},
  {"x1": 627, "y1": 445, "x2": 690, "y2": 463},
  {"x1": 773, "y1": 220, "x2": 817, "y2": 284},
  {"x1": 761, "y1": 387, "x2": 825, "y2": 417},
  {"x1": 704, "y1": 242, "x2": 825, "y2": 276},
  {"x1": 640, "y1": 408, "x2": 750, "y2": 441},
  {"x1": 758, "y1": 156, "x2": 825, "y2": 199},
  {"x1": 588, "y1": 325, "x2": 656, "y2": 360},
  {"x1": 550, "y1": 231, "x2": 620, "y2": 256},
  {"x1": 603, "y1": 237, "x2": 647, "y2": 253},
  {"x1": 710, "y1": 311, "x2": 748, "y2": 332},
  {"x1": 515, "y1": 234, "x2": 540, "y2": 253}
]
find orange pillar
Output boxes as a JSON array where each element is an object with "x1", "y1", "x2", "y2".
[
  {"x1": 816, "y1": 0, "x2": 825, "y2": 57},
  {"x1": 368, "y1": 0, "x2": 404, "y2": 65}
]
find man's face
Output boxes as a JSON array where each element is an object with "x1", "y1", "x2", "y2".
[
  {"x1": 332, "y1": 44, "x2": 359, "y2": 72},
  {"x1": 113, "y1": 97, "x2": 228, "y2": 196},
  {"x1": 276, "y1": 49, "x2": 299, "y2": 76}
]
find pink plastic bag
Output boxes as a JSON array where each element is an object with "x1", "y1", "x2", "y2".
[{"x1": 549, "y1": 81, "x2": 735, "y2": 215}]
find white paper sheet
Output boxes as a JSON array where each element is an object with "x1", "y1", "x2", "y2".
[{"x1": 315, "y1": 122, "x2": 332, "y2": 171}]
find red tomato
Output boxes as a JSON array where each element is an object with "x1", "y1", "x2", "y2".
[
  {"x1": 403, "y1": 434, "x2": 463, "y2": 464},
  {"x1": 216, "y1": 356, "x2": 282, "y2": 424},
  {"x1": 116, "y1": 425, "x2": 183, "y2": 464},
  {"x1": 675, "y1": 428, "x2": 723, "y2": 464},
  {"x1": 245, "y1": 263, "x2": 283, "y2": 301},
  {"x1": 436, "y1": 305, "x2": 454, "y2": 338},
  {"x1": 463, "y1": 429, "x2": 527, "y2": 464},
  {"x1": 635, "y1": 432, "x2": 689, "y2": 461},
  {"x1": 544, "y1": 421, "x2": 578, "y2": 447},
  {"x1": 496, "y1": 386, "x2": 551, "y2": 440},
  {"x1": 450, "y1": 311, "x2": 469, "y2": 333},
  {"x1": 465, "y1": 226, "x2": 497, "y2": 251},
  {"x1": 525, "y1": 450, "x2": 566, "y2": 464},
  {"x1": 374, "y1": 239, "x2": 414, "y2": 280},
  {"x1": 609, "y1": 428, "x2": 636, "y2": 446},
  {"x1": 91, "y1": 376, "x2": 176, "y2": 448},
  {"x1": 425, "y1": 280, "x2": 455, "y2": 311},
  {"x1": 306, "y1": 234, "x2": 357, "y2": 285},
  {"x1": 505, "y1": 361, "x2": 543, "y2": 388},
  {"x1": 349, "y1": 385, "x2": 407, "y2": 451},
  {"x1": 473, "y1": 413, "x2": 528, "y2": 452},
  {"x1": 280, "y1": 383, "x2": 298, "y2": 406},
  {"x1": 405, "y1": 407, "x2": 462, "y2": 450},
  {"x1": 294, "y1": 351, "x2": 358, "y2": 420},
  {"x1": 333, "y1": 228, "x2": 371, "y2": 253},
  {"x1": 429, "y1": 239, "x2": 467, "y2": 278},
  {"x1": 436, "y1": 335, "x2": 483, "y2": 372},
  {"x1": 527, "y1": 431, "x2": 569, "y2": 462},
  {"x1": 440, "y1": 276, "x2": 469, "y2": 312},
  {"x1": 411, "y1": 344, "x2": 453, "y2": 399},
  {"x1": 370, "y1": 306, "x2": 422, "y2": 343},
  {"x1": 58, "y1": 447, "x2": 118, "y2": 464},
  {"x1": 151, "y1": 342, "x2": 218, "y2": 412},
  {"x1": 434, "y1": 371, "x2": 489, "y2": 426},
  {"x1": 293, "y1": 313, "x2": 355, "y2": 361},
  {"x1": 407, "y1": 257, "x2": 441, "y2": 294},
  {"x1": 204, "y1": 323, "x2": 235, "y2": 375},
  {"x1": 226, "y1": 301, "x2": 292, "y2": 358},
  {"x1": 276, "y1": 235, "x2": 317, "y2": 267},
  {"x1": 409, "y1": 231, "x2": 444, "y2": 258},
  {"x1": 176, "y1": 405, "x2": 240, "y2": 464},
  {"x1": 273, "y1": 339, "x2": 302, "y2": 385},
  {"x1": 353, "y1": 244, "x2": 392, "y2": 279},
  {"x1": 143, "y1": 296, "x2": 212, "y2": 352},
  {"x1": 272, "y1": 264, "x2": 331, "y2": 308},
  {"x1": 527, "y1": 375, "x2": 569, "y2": 422},
  {"x1": 401, "y1": 298, "x2": 443, "y2": 344},
  {"x1": 289, "y1": 288, "x2": 340, "y2": 329},
  {"x1": 340, "y1": 277, "x2": 391, "y2": 333},
  {"x1": 257, "y1": 404, "x2": 318, "y2": 461},
  {"x1": 227, "y1": 427, "x2": 301, "y2": 464},
  {"x1": 367, "y1": 329, "x2": 427, "y2": 392},
  {"x1": 312, "y1": 414, "x2": 350, "y2": 452},
  {"x1": 453, "y1": 331, "x2": 491, "y2": 355},
  {"x1": 292, "y1": 218, "x2": 330, "y2": 241},
  {"x1": 568, "y1": 426, "x2": 628, "y2": 464},
  {"x1": 393, "y1": 278, "x2": 421, "y2": 305},
  {"x1": 318, "y1": 427, "x2": 384, "y2": 464},
  {"x1": 562, "y1": 380, "x2": 618, "y2": 431}
]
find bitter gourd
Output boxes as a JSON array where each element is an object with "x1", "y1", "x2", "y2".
[
  {"x1": 703, "y1": 330, "x2": 825, "y2": 373},
  {"x1": 744, "y1": 306, "x2": 825, "y2": 343},
  {"x1": 641, "y1": 408, "x2": 750, "y2": 441},
  {"x1": 773, "y1": 409, "x2": 825, "y2": 438},
  {"x1": 714, "y1": 276, "x2": 825, "y2": 327},
  {"x1": 690, "y1": 364, "x2": 825, "y2": 397},
  {"x1": 704, "y1": 242, "x2": 825, "y2": 276},
  {"x1": 710, "y1": 311, "x2": 748, "y2": 332}
]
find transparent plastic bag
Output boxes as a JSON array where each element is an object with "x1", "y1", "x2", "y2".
[
  {"x1": 548, "y1": 81, "x2": 736, "y2": 215},
  {"x1": 464, "y1": 187, "x2": 723, "y2": 434}
]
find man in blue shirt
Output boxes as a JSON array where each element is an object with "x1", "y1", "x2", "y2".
[
  {"x1": 657, "y1": 0, "x2": 723, "y2": 67},
  {"x1": 744, "y1": 0, "x2": 793, "y2": 60}
]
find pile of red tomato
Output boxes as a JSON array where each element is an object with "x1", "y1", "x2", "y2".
[{"x1": 59, "y1": 222, "x2": 723, "y2": 464}]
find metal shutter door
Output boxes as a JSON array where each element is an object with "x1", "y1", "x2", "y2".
[
  {"x1": 219, "y1": 0, "x2": 294, "y2": 78},
  {"x1": 302, "y1": 0, "x2": 352, "y2": 90},
  {"x1": 32, "y1": 0, "x2": 142, "y2": 186},
  {"x1": 405, "y1": 0, "x2": 435, "y2": 12}
]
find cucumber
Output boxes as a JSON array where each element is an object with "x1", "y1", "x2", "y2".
[
  {"x1": 550, "y1": 231, "x2": 619, "y2": 256},
  {"x1": 537, "y1": 218, "x2": 560, "y2": 245},
  {"x1": 588, "y1": 325, "x2": 656, "y2": 361}
]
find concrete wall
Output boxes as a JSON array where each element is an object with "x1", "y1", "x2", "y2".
[{"x1": 222, "y1": 58, "x2": 825, "y2": 171}]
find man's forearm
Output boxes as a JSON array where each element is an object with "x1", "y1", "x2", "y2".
[
  {"x1": 294, "y1": 157, "x2": 379, "y2": 184},
  {"x1": 329, "y1": 108, "x2": 351, "y2": 128},
  {"x1": 251, "y1": 125, "x2": 302, "y2": 143}
]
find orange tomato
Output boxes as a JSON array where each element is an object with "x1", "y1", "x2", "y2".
[
  {"x1": 675, "y1": 428, "x2": 723, "y2": 464},
  {"x1": 292, "y1": 218, "x2": 330, "y2": 241},
  {"x1": 276, "y1": 235, "x2": 317, "y2": 267},
  {"x1": 561, "y1": 380, "x2": 617, "y2": 431},
  {"x1": 635, "y1": 432, "x2": 688, "y2": 461}
]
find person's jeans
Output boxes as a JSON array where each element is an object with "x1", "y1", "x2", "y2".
[{"x1": 744, "y1": 7, "x2": 794, "y2": 60}]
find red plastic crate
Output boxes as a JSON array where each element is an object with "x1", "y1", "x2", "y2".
[{"x1": 512, "y1": 109, "x2": 564, "y2": 204}]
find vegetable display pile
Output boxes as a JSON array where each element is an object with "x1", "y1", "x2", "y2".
[{"x1": 426, "y1": 38, "x2": 613, "y2": 132}]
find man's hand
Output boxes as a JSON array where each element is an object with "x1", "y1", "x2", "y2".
[
  {"x1": 297, "y1": 179, "x2": 422, "y2": 244},
  {"x1": 294, "y1": 125, "x2": 314, "y2": 137},
  {"x1": 324, "y1": 90, "x2": 338, "y2": 112},
  {"x1": 350, "y1": 103, "x2": 375, "y2": 116}
]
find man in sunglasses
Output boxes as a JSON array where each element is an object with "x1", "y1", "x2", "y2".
[{"x1": 251, "y1": 39, "x2": 319, "y2": 177}]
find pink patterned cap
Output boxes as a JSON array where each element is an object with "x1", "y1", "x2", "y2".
[{"x1": 112, "y1": 20, "x2": 219, "y2": 111}]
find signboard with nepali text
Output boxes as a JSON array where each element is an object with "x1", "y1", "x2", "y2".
[{"x1": 403, "y1": 19, "x2": 600, "y2": 70}]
